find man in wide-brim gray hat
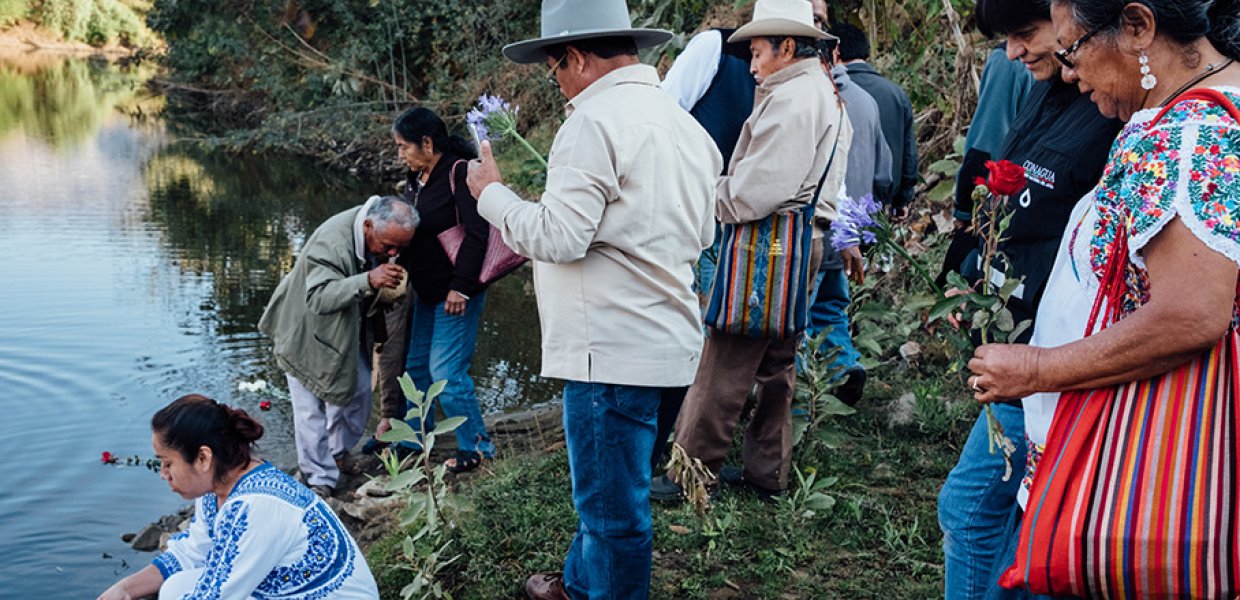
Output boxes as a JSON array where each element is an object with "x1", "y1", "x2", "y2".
[
  {"x1": 655, "y1": 0, "x2": 856, "y2": 510},
  {"x1": 465, "y1": 0, "x2": 723, "y2": 598}
]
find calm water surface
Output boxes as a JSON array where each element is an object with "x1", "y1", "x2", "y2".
[{"x1": 0, "y1": 55, "x2": 554, "y2": 596}]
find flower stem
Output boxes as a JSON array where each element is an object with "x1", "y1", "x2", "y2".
[
  {"x1": 881, "y1": 234, "x2": 943, "y2": 297},
  {"x1": 509, "y1": 131, "x2": 548, "y2": 170}
]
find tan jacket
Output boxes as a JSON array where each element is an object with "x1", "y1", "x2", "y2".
[
  {"x1": 478, "y1": 64, "x2": 722, "y2": 387},
  {"x1": 715, "y1": 58, "x2": 852, "y2": 229}
]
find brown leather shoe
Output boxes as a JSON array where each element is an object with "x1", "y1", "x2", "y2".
[{"x1": 523, "y1": 572, "x2": 569, "y2": 600}]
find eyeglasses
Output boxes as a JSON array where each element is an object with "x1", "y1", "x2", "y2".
[
  {"x1": 1054, "y1": 16, "x2": 1114, "y2": 69},
  {"x1": 546, "y1": 54, "x2": 567, "y2": 89}
]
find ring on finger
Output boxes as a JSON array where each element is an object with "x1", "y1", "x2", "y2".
[{"x1": 970, "y1": 377, "x2": 982, "y2": 392}]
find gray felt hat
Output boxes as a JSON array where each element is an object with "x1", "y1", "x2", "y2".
[{"x1": 502, "y1": 0, "x2": 673, "y2": 64}]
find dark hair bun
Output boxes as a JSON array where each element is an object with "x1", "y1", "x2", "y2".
[
  {"x1": 1209, "y1": 0, "x2": 1240, "y2": 60},
  {"x1": 227, "y1": 406, "x2": 265, "y2": 443}
]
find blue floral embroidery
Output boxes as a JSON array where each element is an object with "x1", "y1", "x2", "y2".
[
  {"x1": 254, "y1": 503, "x2": 356, "y2": 598},
  {"x1": 183, "y1": 501, "x2": 250, "y2": 600},
  {"x1": 152, "y1": 551, "x2": 182, "y2": 579},
  {"x1": 230, "y1": 462, "x2": 315, "y2": 509}
]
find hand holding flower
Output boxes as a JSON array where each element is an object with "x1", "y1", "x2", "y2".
[
  {"x1": 967, "y1": 343, "x2": 1044, "y2": 404},
  {"x1": 840, "y1": 245, "x2": 865, "y2": 285},
  {"x1": 467, "y1": 140, "x2": 504, "y2": 199}
]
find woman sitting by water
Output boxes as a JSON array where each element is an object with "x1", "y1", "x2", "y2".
[
  {"x1": 371, "y1": 107, "x2": 495, "y2": 473},
  {"x1": 97, "y1": 395, "x2": 378, "y2": 600}
]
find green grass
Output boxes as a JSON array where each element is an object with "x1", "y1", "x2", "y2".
[{"x1": 367, "y1": 367, "x2": 975, "y2": 599}]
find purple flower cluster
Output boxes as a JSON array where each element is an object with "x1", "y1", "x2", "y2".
[
  {"x1": 466, "y1": 94, "x2": 517, "y2": 142},
  {"x1": 830, "y1": 194, "x2": 882, "y2": 252}
]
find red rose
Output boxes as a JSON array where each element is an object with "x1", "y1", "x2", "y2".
[
  {"x1": 973, "y1": 176, "x2": 987, "y2": 189},
  {"x1": 101, "y1": 451, "x2": 115, "y2": 464},
  {"x1": 259, "y1": 400, "x2": 272, "y2": 411},
  {"x1": 985, "y1": 160, "x2": 1027, "y2": 196}
]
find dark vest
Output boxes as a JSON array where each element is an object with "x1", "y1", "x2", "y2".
[{"x1": 688, "y1": 28, "x2": 756, "y2": 171}]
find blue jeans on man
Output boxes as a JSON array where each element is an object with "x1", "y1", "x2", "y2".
[
  {"x1": 402, "y1": 290, "x2": 495, "y2": 458},
  {"x1": 805, "y1": 267, "x2": 862, "y2": 375},
  {"x1": 561, "y1": 381, "x2": 666, "y2": 600},
  {"x1": 938, "y1": 402, "x2": 1027, "y2": 599}
]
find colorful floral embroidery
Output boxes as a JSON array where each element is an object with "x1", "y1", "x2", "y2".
[
  {"x1": 1086, "y1": 90, "x2": 1240, "y2": 314},
  {"x1": 1022, "y1": 437, "x2": 1046, "y2": 494}
]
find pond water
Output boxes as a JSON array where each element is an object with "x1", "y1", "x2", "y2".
[{"x1": 0, "y1": 54, "x2": 555, "y2": 596}]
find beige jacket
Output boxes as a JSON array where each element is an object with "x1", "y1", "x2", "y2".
[
  {"x1": 478, "y1": 64, "x2": 722, "y2": 387},
  {"x1": 715, "y1": 58, "x2": 852, "y2": 229}
]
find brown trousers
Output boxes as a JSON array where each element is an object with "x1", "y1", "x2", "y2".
[{"x1": 673, "y1": 239, "x2": 822, "y2": 491}]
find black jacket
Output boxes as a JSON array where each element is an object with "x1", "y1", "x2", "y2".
[
  {"x1": 397, "y1": 152, "x2": 489, "y2": 305},
  {"x1": 960, "y1": 78, "x2": 1121, "y2": 342},
  {"x1": 846, "y1": 62, "x2": 919, "y2": 208}
]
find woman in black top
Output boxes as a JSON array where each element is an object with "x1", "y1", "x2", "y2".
[
  {"x1": 935, "y1": 0, "x2": 1122, "y2": 597},
  {"x1": 373, "y1": 107, "x2": 494, "y2": 472}
]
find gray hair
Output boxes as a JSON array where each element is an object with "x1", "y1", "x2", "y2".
[{"x1": 365, "y1": 195, "x2": 419, "y2": 232}]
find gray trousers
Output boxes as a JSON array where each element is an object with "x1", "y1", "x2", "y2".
[{"x1": 286, "y1": 355, "x2": 372, "y2": 487}]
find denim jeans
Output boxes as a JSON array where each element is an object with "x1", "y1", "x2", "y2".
[
  {"x1": 561, "y1": 381, "x2": 660, "y2": 600},
  {"x1": 694, "y1": 226, "x2": 722, "y2": 300},
  {"x1": 804, "y1": 267, "x2": 861, "y2": 376},
  {"x1": 982, "y1": 505, "x2": 1075, "y2": 600},
  {"x1": 938, "y1": 402, "x2": 1027, "y2": 600},
  {"x1": 402, "y1": 291, "x2": 495, "y2": 458}
]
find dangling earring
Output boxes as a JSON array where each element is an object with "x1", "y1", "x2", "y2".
[{"x1": 1139, "y1": 50, "x2": 1157, "y2": 90}]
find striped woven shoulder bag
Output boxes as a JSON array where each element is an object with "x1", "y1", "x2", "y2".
[{"x1": 1000, "y1": 88, "x2": 1240, "y2": 598}]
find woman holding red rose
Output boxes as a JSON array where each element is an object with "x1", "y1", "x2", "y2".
[
  {"x1": 966, "y1": 0, "x2": 1240, "y2": 595},
  {"x1": 935, "y1": 0, "x2": 1121, "y2": 597}
]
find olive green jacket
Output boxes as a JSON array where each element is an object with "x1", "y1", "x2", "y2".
[{"x1": 258, "y1": 207, "x2": 375, "y2": 406}]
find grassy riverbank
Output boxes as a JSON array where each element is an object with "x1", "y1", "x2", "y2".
[
  {"x1": 359, "y1": 233, "x2": 977, "y2": 598},
  {"x1": 364, "y1": 367, "x2": 975, "y2": 599},
  {"x1": 0, "y1": 1, "x2": 157, "y2": 50}
]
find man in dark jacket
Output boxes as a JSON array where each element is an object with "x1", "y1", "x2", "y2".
[{"x1": 832, "y1": 22, "x2": 919, "y2": 217}]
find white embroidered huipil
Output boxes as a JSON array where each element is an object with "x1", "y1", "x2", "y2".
[{"x1": 151, "y1": 462, "x2": 378, "y2": 599}]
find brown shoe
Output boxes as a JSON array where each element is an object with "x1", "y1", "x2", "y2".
[{"x1": 523, "y1": 572, "x2": 569, "y2": 600}]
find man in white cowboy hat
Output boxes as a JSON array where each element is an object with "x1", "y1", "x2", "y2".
[
  {"x1": 465, "y1": 0, "x2": 722, "y2": 597},
  {"x1": 657, "y1": 0, "x2": 852, "y2": 503}
]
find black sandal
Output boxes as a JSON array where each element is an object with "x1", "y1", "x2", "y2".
[{"x1": 444, "y1": 452, "x2": 484, "y2": 473}]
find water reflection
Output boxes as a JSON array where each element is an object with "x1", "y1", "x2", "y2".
[
  {"x1": 0, "y1": 52, "x2": 158, "y2": 146},
  {"x1": 0, "y1": 53, "x2": 554, "y2": 598}
]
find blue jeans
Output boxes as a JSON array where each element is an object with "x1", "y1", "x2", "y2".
[
  {"x1": 805, "y1": 268, "x2": 861, "y2": 376},
  {"x1": 561, "y1": 381, "x2": 660, "y2": 600},
  {"x1": 694, "y1": 224, "x2": 722, "y2": 299},
  {"x1": 938, "y1": 402, "x2": 1027, "y2": 600},
  {"x1": 402, "y1": 291, "x2": 495, "y2": 457},
  {"x1": 983, "y1": 505, "x2": 1075, "y2": 600}
]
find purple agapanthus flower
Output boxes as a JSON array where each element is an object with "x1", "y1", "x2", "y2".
[
  {"x1": 466, "y1": 93, "x2": 518, "y2": 142},
  {"x1": 830, "y1": 194, "x2": 882, "y2": 252}
]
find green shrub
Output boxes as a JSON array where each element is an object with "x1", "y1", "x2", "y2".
[
  {"x1": 0, "y1": 0, "x2": 26, "y2": 26},
  {"x1": 25, "y1": 0, "x2": 155, "y2": 46}
]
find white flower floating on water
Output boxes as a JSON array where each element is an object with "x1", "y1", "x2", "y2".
[{"x1": 237, "y1": 380, "x2": 269, "y2": 393}]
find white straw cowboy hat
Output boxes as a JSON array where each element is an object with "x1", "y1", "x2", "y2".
[
  {"x1": 502, "y1": 0, "x2": 673, "y2": 64},
  {"x1": 728, "y1": 0, "x2": 837, "y2": 43}
]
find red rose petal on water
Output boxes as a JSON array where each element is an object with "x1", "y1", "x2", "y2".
[
  {"x1": 101, "y1": 451, "x2": 114, "y2": 464},
  {"x1": 259, "y1": 401, "x2": 272, "y2": 411}
]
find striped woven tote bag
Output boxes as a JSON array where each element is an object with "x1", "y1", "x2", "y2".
[
  {"x1": 703, "y1": 202, "x2": 817, "y2": 338},
  {"x1": 1000, "y1": 88, "x2": 1240, "y2": 598}
]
